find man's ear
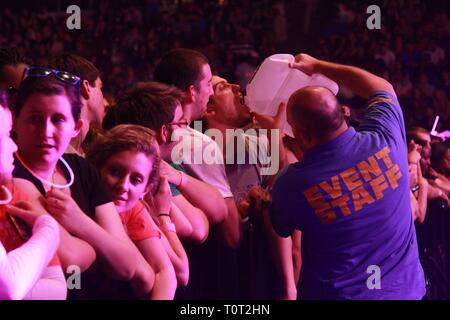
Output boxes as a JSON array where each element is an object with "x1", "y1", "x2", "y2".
[
  {"x1": 80, "y1": 80, "x2": 91, "y2": 100},
  {"x1": 186, "y1": 85, "x2": 196, "y2": 103},
  {"x1": 158, "y1": 125, "x2": 168, "y2": 144},
  {"x1": 73, "y1": 119, "x2": 84, "y2": 137}
]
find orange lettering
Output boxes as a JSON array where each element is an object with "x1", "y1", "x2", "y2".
[
  {"x1": 357, "y1": 156, "x2": 383, "y2": 182},
  {"x1": 319, "y1": 175, "x2": 342, "y2": 199},
  {"x1": 375, "y1": 147, "x2": 393, "y2": 168},
  {"x1": 340, "y1": 167, "x2": 363, "y2": 191},
  {"x1": 351, "y1": 186, "x2": 375, "y2": 211},
  {"x1": 304, "y1": 186, "x2": 332, "y2": 212},
  {"x1": 369, "y1": 174, "x2": 389, "y2": 200},
  {"x1": 331, "y1": 195, "x2": 351, "y2": 216},
  {"x1": 304, "y1": 186, "x2": 336, "y2": 223},
  {"x1": 386, "y1": 164, "x2": 402, "y2": 189}
]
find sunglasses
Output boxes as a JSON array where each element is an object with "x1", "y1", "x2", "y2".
[
  {"x1": 22, "y1": 66, "x2": 81, "y2": 101},
  {"x1": 22, "y1": 66, "x2": 81, "y2": 85}
]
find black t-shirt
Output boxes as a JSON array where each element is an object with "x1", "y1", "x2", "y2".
[
  {"x1": 13, "y1": 153, "x2": 112, "y2": 219},
  {"x1": 13, "y1": 153, "x2": 123, "y2": 299}
]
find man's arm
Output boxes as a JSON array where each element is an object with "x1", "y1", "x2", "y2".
[
  {"x1": 261, "y1": 208, "x2": 297, "y2": 300},
  {"x1": 291, "y1": 54, "x2": 395, "y2": 99},
  {"x1": 217, "y1": 198, "x2": 241, "y2": 249}
]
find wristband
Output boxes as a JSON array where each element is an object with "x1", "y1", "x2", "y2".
[
  {"x1": 160, "y1": 222, "x2": 176, "y2": 233},
  {"x1": 411, "y1": 185, "x2": 420, "y2": 193}
]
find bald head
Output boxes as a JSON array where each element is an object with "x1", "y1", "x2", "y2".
[{"x1": 288, "y1": 86, "x2": 344, "y2": 140}]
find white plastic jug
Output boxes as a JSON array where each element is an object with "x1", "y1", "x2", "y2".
[{"x1": 245, "y1": 54, "x2": 339, "y2": 137}]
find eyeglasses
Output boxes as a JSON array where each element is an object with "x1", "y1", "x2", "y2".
[
  {"x1": 22, "y1": 66, "x2": 81, "y2": 86},
  {"x1": 168, "y1": 120, "x2": 189, "y2": 128}
]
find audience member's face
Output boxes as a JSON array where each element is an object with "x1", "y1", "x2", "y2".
[
  {"x1": 209, "y1": 75, "x2": 252, "y2": 128},
  {"x1": 162, "y1": 102, "x2": 187, "y2": 161},
  {"x1": 89, "y1": 77, "x2": 105, "y2": 126},
  {"x1": 100, "y1": 150, "x2": 152, "y2": 213},
  {"x1": 0, "y1": 63, "x2": 27, "y2": 90},
  {"x1": 0, "y1": 106, "x2": 18, "y2": 184},
  {"x1": 167, "y1": 102, "x2": 187, "y2": 135},
  {"x1": 14, "y1": 93, "x2": 79, "y2": 166},
  {"x1": 191, "y1": 63, "x2": 213, "y2": 120},
  {"x1": 415, "y1": 132, "x2": 432, "y2": 173}
]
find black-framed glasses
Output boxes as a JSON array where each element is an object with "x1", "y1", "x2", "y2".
[
  {"x1": 23, "y1": 66, "x2": 81, "y2": 86},
  {"x1": 168, "y1": 120, "x2": 189, "y2": 128}
]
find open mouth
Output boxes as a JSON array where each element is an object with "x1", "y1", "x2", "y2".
[
  {"x1": 37, "y1": 143, "x2": 55, "y2": 149},
  {"x1": 239, "y1": 93, "x2": 246, "y2": 106}
]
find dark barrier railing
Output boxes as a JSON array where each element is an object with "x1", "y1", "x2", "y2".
[{"x1": 416, "y1": 199, "x2": 450, "y2": 300}]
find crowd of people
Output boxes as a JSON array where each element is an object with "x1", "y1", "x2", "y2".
[
  {"x1": 312, "y1": 1, "x2": 450, "y2": 132},
  {"x1": 1, "y1": 0, "x2": 450, "y2": 300},
  {"x1": 0, "y1": 0, "x2": 287, "y2": 94}
]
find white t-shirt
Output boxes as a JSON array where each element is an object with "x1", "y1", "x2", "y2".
[{"x1": 170, "y1": 126, "x2": 233, "y2": 198}]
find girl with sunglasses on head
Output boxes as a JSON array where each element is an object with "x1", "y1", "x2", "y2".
[
  {"x1": 11, "y1": 67, "x2": 155, "y2": 299},
  {"x1": 0, "y1": 89, "x2": 66, "y2": 299},
  {"x1": 87, "y1": 125, "x2": 189, "y2": 294}
]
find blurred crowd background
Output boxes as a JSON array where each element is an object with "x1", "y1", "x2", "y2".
[{"x1": 1, "y1": 0, "x2": 449, "y2": 131}]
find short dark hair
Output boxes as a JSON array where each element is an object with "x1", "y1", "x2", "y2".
[
  {"x1": 0, "y1": 47, "x2": 30, "y2": 69},
  {"x1": 0, "y1": 47, "x2": 30, "y2": 82},
  {"x1": 103, "y1": 81, "x2": 184, "y2": 131},
  {"x1": 48, "y1": 53, "x2": 100, "y2": 86},
  {"x1": 14, "y1": 75, "x2": 82, "y2": 121},
  {"x1": 406, "y1": 127, "x2": 430, "y2": 144},
  {"x1": 154, "y1": 48, "x2": 208, "y2": 91}
]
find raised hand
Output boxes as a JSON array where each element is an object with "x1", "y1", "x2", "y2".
[
  {"x1": 408, "y1": 140, "x2": 422, "y2": 164},
  {"x1": 159, "y1": 160, "x2": 182, "y2": 186},
  {"x1": 152, "y1": 175, "x2": 172, "y2": 215},
  {"x1": 290, "y1": 53, "x2": 320, "y2": 75},
  {"x1": 251, "y1": 102, "x2": 286, "y2": 132}
]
